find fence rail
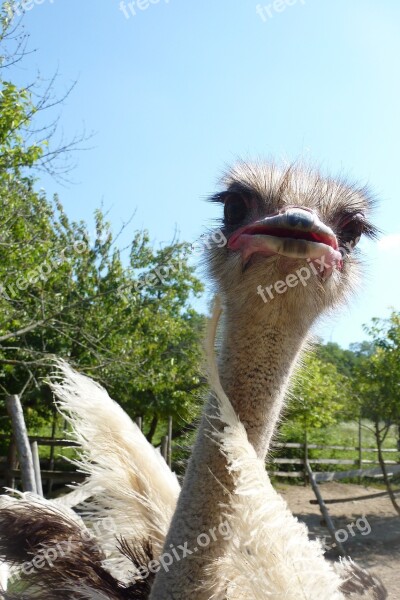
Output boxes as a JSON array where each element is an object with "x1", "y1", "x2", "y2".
[
  {"x1": 272, "y1": 442, "x2": 398, "y2": 452},
  {"x1": 268, "y1": 441, "x2": 400, "y2": 482}
]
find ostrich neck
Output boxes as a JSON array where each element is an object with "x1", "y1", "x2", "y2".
[
  {"x1": 216, "y1": 303, "x2": 309, "y2": 458},
  {"x1": 149, "y1": 300, "x2": 313, "y2": 599}
]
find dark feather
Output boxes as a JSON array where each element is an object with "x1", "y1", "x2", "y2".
[
  {"x1": 0, "y1": 499, "x2": 152, "y2": 600},
  {"x1": 340, "y1": 560, "x2": 388, "y2": 599}
]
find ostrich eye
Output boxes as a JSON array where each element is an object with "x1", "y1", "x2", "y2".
[
  {"x1": 339, "y1": 213, "x2": 366, "y2": 250},
  {"x1": 223, "y1": 193, "x2": 249, "y2": 226}
]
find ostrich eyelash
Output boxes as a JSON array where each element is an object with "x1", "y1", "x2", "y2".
[
  {"x1": 210, "y1": 189, "x2": 253, "y2": 205},
  {"x1": 337, "y1": 213, "x2": 379, "y2": 241}
]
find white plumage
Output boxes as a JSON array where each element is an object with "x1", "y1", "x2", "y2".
[{"x1": 50, "y1": 361, "x2": 180, "y2": 580}]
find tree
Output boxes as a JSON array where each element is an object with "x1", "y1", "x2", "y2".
[
  {"x1": 0, "y1": 2, "x2": 88, "y2": 180},
  {"x1": 0, "y1": 2, "x2": 206, "y2": 442},
  {"x1": 273, "y1": 352, "x2": 351, "y2": 478},
  {"x1": 285, "y1": 352, "x2": 349, "y2": 435},
  {"x1": 0, "y1": 192, "x2": 205, "y2": 437},
  {"x1": 315, "y1": 341, "x2": 359, "y2": 379},
  {"x1": 355, "y1": 311, "x2": 400, "y2": 514}
]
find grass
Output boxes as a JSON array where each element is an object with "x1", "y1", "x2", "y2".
[
  {"x1": 33, "y1": 418, "x2": 399, "y2": 459},
  {"x1": 27, "y1": 419, "x2": 79, "y2": 465}
]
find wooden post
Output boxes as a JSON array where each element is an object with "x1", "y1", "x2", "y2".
[
  {"x1": 135, "y1": 416, "x2": 143, "y2": 431},
  {"x1": 358, "y1": 416, "x2": 362, "y2": 484},
  {"x1": 161, "y1": 436, "x2": 168, "y2": 462},
  {"x1": 305, "y1": 460, "x2": 345, "y2": 556},
  {"x1": 167, "y1": 416, "x2": 173, "y2": 470},
  {"x1": 47, "y1": 410, "x2": 57, "y2": 495},
  {"x1": 6, "y1": 395, "x2": 37, "y2": 493},
  {"x1": 30, "y1": 441, "x2": 43, "y2": 497},
  {"x1": 304, "y1": 430, "x2": 309, "y2": 486}
]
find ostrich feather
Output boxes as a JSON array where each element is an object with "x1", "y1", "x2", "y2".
[
  {"x1": 49, "y1": 361, "x2": 180, "y2": 580},
  {"x1": 0, "y1": 493, "x2": 150, "y2": 600},
  {"x1": 335, "y1": 560, "x2": 387, "y2": 599}
]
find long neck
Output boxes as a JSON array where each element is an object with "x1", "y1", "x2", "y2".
[
  {"x1": 216, "y1": 302, "x2": 310, "y2": 458},
  {"x1": 149, "y1": 300, "x2": 313, "y2": 600}
]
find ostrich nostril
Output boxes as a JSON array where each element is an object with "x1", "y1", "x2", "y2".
[{"x1": 284, "y1": 208, "x2": 315, "y2": 230}]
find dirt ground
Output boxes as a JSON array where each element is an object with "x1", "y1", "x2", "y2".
[{"x1": 279, "y1": 482, "x2": 400, "y2": 599}]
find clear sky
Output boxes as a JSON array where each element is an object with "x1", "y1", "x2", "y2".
[{"x1": 9, "y1": 0, "x2": 400, "y2": 348}]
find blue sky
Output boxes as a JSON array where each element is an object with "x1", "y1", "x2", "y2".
[{"x1": 9, "y1": 0, "x2": 400, "y2": 347}]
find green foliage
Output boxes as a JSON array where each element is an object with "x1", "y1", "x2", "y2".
[
  {"x1": 0, "y1": 81, "x2": 44, "y2": 172},
  {"x1": 0, "y1": 190, "x2": 206, "y2": 434},
  {"x1": 285, "y1": 352, "x2": 349, "y2": 433},
  {"x1": 277, "y1": 313, "x2": 400, "y2": 484},
  {"x1": 0, "y1": 7, "x2": 46, "y2": 175},
  {"x1": 315, "y1": 341, "x2": 359, "y2": 378},
  {"x1": 356, "y1": 311, "x2": 400, "y2": 427}
]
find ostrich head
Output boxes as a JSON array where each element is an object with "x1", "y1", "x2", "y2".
[{"x1": 206, "y1": 161, "x2": 378, "y2": 326}]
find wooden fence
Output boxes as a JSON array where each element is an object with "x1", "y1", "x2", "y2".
[
  {"x1": 268, "y1": 442, "x2": 400, "y2": 482},
  {"x1": 0, "y1": 434, "x2": 82, "y2": 492},
  {"x1": 0, "y1": 397, "x2": 399, "y2": 493},
  {"x1": 1, "y1": 437, "x2": 399, "y2": 493}
]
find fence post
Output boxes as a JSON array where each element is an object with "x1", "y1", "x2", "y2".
[
  {"x1": 31, "y1": 441, "x2": 43, "y2": 497},
  {"x1": 304, "y1": 430, "x2": 309, "y2": 486},
  {"x1": 6, "y1": 395, "x2": 37, "y2": 493},
  {"x1": 47, "y1": 410, "x2": 58, "y2": 495},
  {"x1": 161, "y1": 436, "x2": 168, "y2": 462},
  {"x1": 167, "y1": 416, "x2": 173, "y2": 469},
  {"x1": 358, "y1": 417, "x2": 362, "y2": 484},
  {"x1": 305, "y1": 460, "x2": 345, "y2": 556},
  {"x1": 135, "y1": 416, "x2": 143, "y2": 431}
]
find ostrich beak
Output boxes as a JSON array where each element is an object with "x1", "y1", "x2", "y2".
[{"x1": 228, "y1": 207, "x2": 343, "y2": 274}]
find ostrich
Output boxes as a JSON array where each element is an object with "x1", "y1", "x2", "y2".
[
  {"x1": 0, "y1": 161, "x2": 386, "y2": 599},
  {"x1": 148, "y1": 161, "x2": 381, "y2": 599}
]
